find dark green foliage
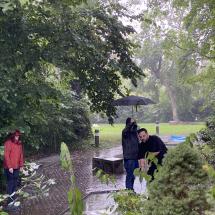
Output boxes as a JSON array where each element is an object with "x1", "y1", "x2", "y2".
[
  {"x1": 68, "y1": 187, "x2": 83, "y2": 215},
  {"x1": 0, "y1": 146, "x2": 6, "y2": 193},
  {"x1": 113, "y1": 190, "x2": 146, "y2": 215},
  {"x1": 95, "y1": 169, "x2": 116, "y2": 185},
  {"x1": 199, "y1": 117, "x2": 215, "y2": 146},
  {"x1": 189, "y1": 116, "x2": 215, "y2": 165},
  {"x1": 0, "y1": 0, "x2": 142, "y2": 151},
  {"x1": 60, "y1": 142, "x2": 84, "y2": 215},
  {"x1": 143, "y1": 144, "x2": 209, "y2": 215}
]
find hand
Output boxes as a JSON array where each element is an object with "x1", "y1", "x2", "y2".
[
  {"x1": 9, "y1": 168, "x2": 13, "y2": 174},
  {"x1": 20, "y1": 167, "x2": 24, "y2": 172}
]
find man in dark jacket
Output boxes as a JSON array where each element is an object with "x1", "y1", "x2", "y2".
[
  {"x1": 138, "y1": 128, "x2": 167, "y2": 181},
  {"x1": 122, "y1": 118, "x2": 139, "y2": 190}
]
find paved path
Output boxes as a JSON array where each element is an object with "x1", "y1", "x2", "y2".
[{"x1": 8, "y1": 136, "x2": 179, "y2": 215}]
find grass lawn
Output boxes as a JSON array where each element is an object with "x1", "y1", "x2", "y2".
[{"x1": 93, "y1": 123, "x2": 205, "y2": 145}]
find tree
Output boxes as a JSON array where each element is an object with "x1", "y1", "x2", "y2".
[
  {"x1": 170, "y1": 0, "x2": 215, "y2": 61},
  {"x1": 134, "y1": 37, "x2": 196, "y2": 121},
  {"x1": 0, "y1": 0, "x2": 143, "y2": 149},
  {"x1": 144, "y1": 0, "x2": 215, "y2": 113},
  {"x1": 125, "y1": 0, "x2": 215, "y2": 122}
]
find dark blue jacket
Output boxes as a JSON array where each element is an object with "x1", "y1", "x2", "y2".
[{"x1": 122, "y1": 124, "x2": 139, "y2": 160}]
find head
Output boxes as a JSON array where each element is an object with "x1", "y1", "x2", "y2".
[
  {"x1": 10, "y1": 130, "x2": 21, "y2": 143},
  {"x1": 138, "y1": 128, "x2": 149, "y2": 143},
  {"x1": 125, "y1": 117, "x2": 135, "y2": 127}
]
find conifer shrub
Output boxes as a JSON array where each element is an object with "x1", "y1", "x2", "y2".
[{"x1": 143, "y1": 143, "x2": 210, "y2": 215}]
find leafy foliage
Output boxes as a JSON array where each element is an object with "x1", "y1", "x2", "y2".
[
  {"x1": 68, "y1": 187, "x2": 83, "y2": 215},
  {"x1": 134, "y1": 152, "x2": 161, "y2": 183},
  {"x1": 60, "y1": 142, "x2": 83, "y2": 215},
  {"x1": 135, "y1": 18, "x2": 198, "y2": 121},
  {"x1": 143, "y1": 144, "x2": 210, "y2": 215},
  {"x1": 0, "y1": 0, "x2": 143, "y2": 151},
  {"x1": 187, "y1": 116, "x2": 215, "y2": 165},
  {"x1": 186, "y1": 116, "x2": 215, "y2": 214},
  {"x1": 0, "y1": 146, "x2": 5, "y2": 193},
  {"x1": 95, "y1": 169, "x2": 116, "y2": 185},
  {"x1": 172, "y1": 0, "x2": 215, "y2": 60},
  {"x1": 113, "y1": 190, "x2": 146, "y2": 215},
  {"x1": 60, "y1": 142, "x2": 73, "y2": 172},
  {"x1": 125, "y1": 0, "x2": 214, "y2": 122},
  {"x1": 203, "y1": 164, "x2": 215, "y2": 199},
  {"x1": 0, "y1": 161, "x2": 55, "y2": 213}
]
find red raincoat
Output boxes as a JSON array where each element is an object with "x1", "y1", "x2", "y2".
[{"x1": 3, "y1": 139, "x2": 24, "y2": 169}]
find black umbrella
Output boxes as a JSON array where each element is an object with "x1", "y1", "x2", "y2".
[
  {"x1": 112, "y1": 95, "x2": 155, "y2": 106},
  {"x1": 112, "y1": 95, "x2": 155, "y2": 116}
]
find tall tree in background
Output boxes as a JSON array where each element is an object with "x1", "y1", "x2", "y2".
[
  {"x1": 169, "y1": 0, "x2": 215, "y2": 111},
  {"x1": 145, "y1": 0, "x2": 215, "y2": 111},
  {"x1": 132, "y1": 4, "x2": 198, "y2": 121}
]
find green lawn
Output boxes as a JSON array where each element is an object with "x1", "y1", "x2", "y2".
[{"x1": 93, "y1": 123, "x2": 205, "y2": 145}]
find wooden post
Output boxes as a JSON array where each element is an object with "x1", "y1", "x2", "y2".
[
  {"x1": 156, "y1": 121, "x2": 160, "y2": 136},
  {"x1": 95, "y1": 129, "x2": 100, "y2": 147}
]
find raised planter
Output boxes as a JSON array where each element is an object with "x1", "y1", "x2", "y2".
[{"x1": 92, "y1": 157, "x2": 124, "y2": 174}]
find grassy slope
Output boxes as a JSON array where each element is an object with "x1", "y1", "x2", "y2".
[{"x1": 93, "y1": 123, "x2": 205, "y2": 145}]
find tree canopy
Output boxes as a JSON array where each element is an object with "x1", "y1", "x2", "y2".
[{"x1": 0, "y1": 0, "x2": 143, "y2": 149}]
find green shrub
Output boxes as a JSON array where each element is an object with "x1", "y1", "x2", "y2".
[
  {"x1": 0, "y1": 96, "x2": 92, "y2": 155},
  {"x1": 60, "y1": 142, "x2": 83, "y2": 215},
  {"x1": 187, "y1": 116, "x2": 215, "y2": 165},
  {"x1": 143, "y1": 143, "x2": 210, "y2": 215},
  {"x1": 113, "y1": 190, "x2": 146, "y2": 215},
  {"x1": 0, "y1": 146, "x2": 5, "y2": 193}
]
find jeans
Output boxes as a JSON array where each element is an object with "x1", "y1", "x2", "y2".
[
  {"x1": 4, "y1": 169, "x2": 20, "y2": 201},
  {"x1": 124, "y1": 159, "x2": 139, "y2": 190}
]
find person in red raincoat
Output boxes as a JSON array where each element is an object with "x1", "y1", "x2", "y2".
[{"x1": 3, "y1": 129, "x2": 24, "y2": 205}]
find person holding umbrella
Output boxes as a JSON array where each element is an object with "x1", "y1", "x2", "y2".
[{"x1": 122, "y1": 118, "x2": 139, "y2": 191}]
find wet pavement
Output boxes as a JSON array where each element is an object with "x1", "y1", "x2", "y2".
[
  {"x1": 7, "y1": 136, "x2": 179, "y2": 215},
  {"x1": 84, "y1": 193, "x2": 116, "y2": 215}
]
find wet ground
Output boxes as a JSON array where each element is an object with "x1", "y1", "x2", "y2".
[{"x1": 7, "y1": 136, "x2": 178, "y2": 215}]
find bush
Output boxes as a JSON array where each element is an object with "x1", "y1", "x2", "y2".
[
  {"x1": 199, "y1": 116, "x2": 215, "y2": 148},
  {"x1": 0, "y1": 95, "x2": 92, "y2": 155},
  {"x1": 113, "y1": 190, "x2": 146, "y2": 215},
  {"x1": 143, "y1": 143, "x2": 210, "y2": 215},
  {"x1": 0, "y1": 146, "x2": 5, "y2": 193},
  {"x1": 187, "y1": 116, "x2": 215, "y2": 165}
]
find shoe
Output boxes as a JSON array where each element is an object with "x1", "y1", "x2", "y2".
[
  {"x1": 5, "y1": 201, "x2": 20, "y2": 212},
  {"x1": 5, "y1": 204, "x2": 20, "y2": 212}
]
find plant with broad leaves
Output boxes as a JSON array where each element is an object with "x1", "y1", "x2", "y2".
[
  {"x1": 95, "y1": 169, "x2": 116, "y2": 186},
  {"x1": 0, "y1": 162, "x2": 55, "y2": 213},
  {"x1": 113, "y1": 190, "x2": 147, "y2": 215},
  {"x1": 60, "y1": 142, "x2": 84, "y2": 215},
  {"x1": 0, "y1": 211, "x2": 8, "y2": 215},
  {"x1": 134, "y1": 152, "x2": 161, "y2": 183},
  {"x1": 202, "y1": 164, "x2": 215, "y2": 199}
]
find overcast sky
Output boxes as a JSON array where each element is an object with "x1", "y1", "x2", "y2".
[{"x1": 118, "y1": 0, "x2": 146, "y2": 32}]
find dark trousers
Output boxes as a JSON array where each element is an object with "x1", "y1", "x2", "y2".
[
  {"x1": 124, "y1": 159, "x2": 139, "y2": 190},
  {"x1": 147, "y1": 163, "x2": 157, "y2": 181},
  {"x1": 4, "y1": 169, "x2": 19, "y2": 198},
  {"x1": 147, "y1": 158, "x2": 164, "y2": 181}
]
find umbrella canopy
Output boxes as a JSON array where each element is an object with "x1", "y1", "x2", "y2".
[{"x1": 112, "y1": 95, "x2": 155, "y2": 106}]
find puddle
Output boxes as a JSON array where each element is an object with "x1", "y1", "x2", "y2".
[
  {"x1": 64, "y1": 193, "x2": 118, "y2": 215},
  {"x1": 84, "y1": 192, "x2": 118, "y2": 215}
]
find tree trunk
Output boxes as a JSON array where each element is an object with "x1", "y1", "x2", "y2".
[
  {"x1": 150, "y1": 57, "x2": 180, "y2": 122},
  {"x1": 166, "y1": 86, "x2": 180, "y2": 122}
]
